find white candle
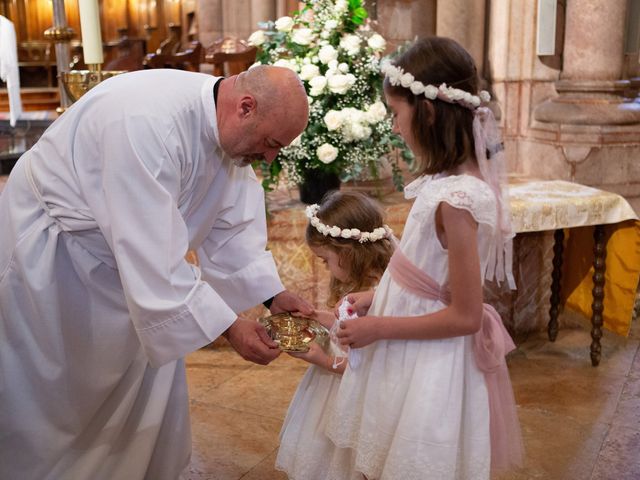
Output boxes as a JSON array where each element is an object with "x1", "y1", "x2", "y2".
[{"x1": 78, "y1": 0, "x2": 104, "y2": 65}]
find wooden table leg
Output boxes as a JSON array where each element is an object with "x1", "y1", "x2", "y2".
[
  {"x1": 590, "y1": 225, "x2": 606, "y2": 366},
  {"x1": 548, "y1": 229, "x2": 564, "y2": 342}
]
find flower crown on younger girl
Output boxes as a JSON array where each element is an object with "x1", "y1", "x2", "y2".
[
  {"x1": 305, "y1": 204, "x2": 393, "y2": 243},
  {"x1": 381, "y1": 61, "x2": 491, "y2": 110}
]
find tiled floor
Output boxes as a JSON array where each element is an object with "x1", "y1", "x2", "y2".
[{"x1": 183, "y1": 311, "x2": 640, "y2": 480}]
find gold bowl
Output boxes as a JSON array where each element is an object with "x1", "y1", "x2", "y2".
[
  {"x1": 60, "y1": 69, "x2": 127, "y2": 103},
  {"x1": 259, "y1": 312, "x2": 329, "y2": 352}
]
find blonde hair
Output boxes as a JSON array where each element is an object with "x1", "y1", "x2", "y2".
[{"x1": 305, "y1": 191, "x2": 394, "y2": 306}]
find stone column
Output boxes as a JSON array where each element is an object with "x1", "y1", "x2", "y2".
[
  {"x1": 251, "y1": 0, "x2": 276, "y2": 29},
  {"x1": 436, "y1": 0, "x2": 486, "y2": 74},
  {"x1": 197, "y1": 0, "x2": 223, "y2": 46},
  {"x1": 535, "y1": 0, "x2": 640, "y2": 125}
]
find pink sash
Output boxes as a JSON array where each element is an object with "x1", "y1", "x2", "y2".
[{"x1": 388, "y1": 249, "x2": 524, "y2": 473}]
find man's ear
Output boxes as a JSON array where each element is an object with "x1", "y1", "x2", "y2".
[{"x1": 239, "y1": 95, "x2": 257, "y2": 118}]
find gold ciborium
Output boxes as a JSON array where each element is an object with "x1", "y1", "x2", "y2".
[
  {"x1": 60, "y1": 65, "x2": 127, "y2": 104},
  {"x1": 259, "y1": 312, "x2": 329, "y2": 352}
]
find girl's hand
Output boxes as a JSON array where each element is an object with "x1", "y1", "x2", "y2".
[
  {"x1": 309, "y1": 309, "x2": 337, "y2": 330},
  {"x1": 288, "y1": 342, "x2": 327, "y2": 366},
  {"x1": 335, "y1": 290, "x2": 375, "y2": 318},
  {"x1": 335, "y1": 315, "x2": 381, "y2": 349}
]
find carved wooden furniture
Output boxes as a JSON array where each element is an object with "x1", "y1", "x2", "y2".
[
  {"x1": 17, "y1": 42, "x2": 55, "y2": 87},
  {"x1": 143, "y1": 40, "x2": 202, "y2": 71},
  {"x1": 155, "y1": 23, "x2": 183, "y2": 55},
  {"x1": 103, "y1": 28, "x2": 147, "y2": 72},
  {"x1": 204, "y1": 37, "x2": 257, "y2": 77},
  {"x1": 507, "y1": 177, "x2": 639, "y2": 366}
]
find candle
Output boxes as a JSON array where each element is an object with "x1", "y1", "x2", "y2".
[{"x1": 78, "y1": 0, "x2": 104, "y2": 65}]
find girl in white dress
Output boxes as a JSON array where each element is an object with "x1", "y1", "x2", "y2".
[
  {"x1": 325, "y1": 37, "x2": 524, "y2": 480},
  {"x1": 276, "y1": 191, "x2": 394, "y2": 480}
]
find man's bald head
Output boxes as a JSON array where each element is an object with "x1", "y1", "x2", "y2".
[
  {"x1": 237, "y1": 65, "x2": 308, "y2": 126},
  {"x1": 216, "y1": 65, "x2": 309, "y2": 166}
]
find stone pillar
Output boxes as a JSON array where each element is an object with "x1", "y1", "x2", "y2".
[
  {"x1": 535, "y1": 0, "x2": 640, "y2": 125},
  {"x1": 436, "y1": 0, "x2": 486, "y2": 74},
  {"x1": 197, "y1": 0, "x2": 223, "y2": 46},
  {"x1": 251, "y1": 0, "x2": 275, "y2": 29}
]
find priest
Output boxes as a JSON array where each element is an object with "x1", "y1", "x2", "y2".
[{"x1": 0, "y1": 65, "x2": 311, "y2": 479}]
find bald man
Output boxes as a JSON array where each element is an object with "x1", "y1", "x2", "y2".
[{"x1": 0, "y1": 66, "x2": 310, "y2": 479}]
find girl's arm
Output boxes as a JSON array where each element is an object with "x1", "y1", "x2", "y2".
[
  {"x1": 336, "y1": 203, "x2": 484, "y2": 348},
  {"x1": 288, "y1": 343, "x2": 346, "y2": 374},
  {"x1": 310, "y1": 309, "x2": 338, "y2": 330}
]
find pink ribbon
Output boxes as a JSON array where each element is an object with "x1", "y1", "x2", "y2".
[{"x1": 388, "y1": 249, "x2": 524, "y2": 473}]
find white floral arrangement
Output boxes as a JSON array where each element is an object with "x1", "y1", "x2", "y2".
[
  {"x1": 305, "y1": 204, "x2": 393, "y2": 243},
  {"x1": 248, "y1": 0, "x2": 410, "y2": 192}
]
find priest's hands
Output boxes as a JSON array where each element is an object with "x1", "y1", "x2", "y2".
[
  {"x1": 269, "y1": 290, "x2": 314, "y2": 317},
  {"x1": 224, "y1": 317, "x2": 281, "y2": 365}
]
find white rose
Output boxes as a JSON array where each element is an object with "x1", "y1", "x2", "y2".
[
  {"x1": 335, "y1": 0, "x2": 348, "y2": 12},
  {"x1": 367, "y1": 33, "x2": 386, "y2": 51},
  {"x1": 317, "y1": 143, "x2": 339, "y2": 164},
  {"x1": 275, "y1": 16, "x2": 294, "y2": 32},
  {"x1": 273, "y1": 58, "x2": 298, "y2": 72},
  {"x1": 400, "y1": 72, "x2": 414, "y2": 88},
  {"x1": 365, "y1": 101, "x2": 387, "y2": 123},
  {"x1": 329, "y1": 226, "x2": 342, "y2": 237},
  {"x1": 319, "y1": 225, "x2": 330, "y2": 236},
  {"x1": 424, "y1": 84, "x2": 438, "y2": 99},
  {"x1": 359, "y1": 232, "x2": 371, "y2": 242},
  {"x1": 310, "y1": 216, "x2": 320, "y2": 226},
  {"x1": 318, "y1": 45, "x2": 338, "y2": 64},
  {"x1": 340, "y1": 34, "x2": 362, "y2": 56},
  {"x1": 324, "y1": 110, "x2": 344, "y2": 131},
  {"x1": 338, "y1": 62, "x2": 349, "y2": 73},
  {"x1": 328, "y1": 74, "x2": 351, "y2": 94},
  {"x1": 409, "y1": 81, "x2": 425, "y2": 95},
  {"x1": 350, "y1": 228, "x2": 361, "y2": 237},
  {"x1": 292, "y1": 28, "x2": 314, "y2": 45},
  {"x1": 248, "y1": 30, "x2": 266, "y2": 46},
  {"x1": 321, "y1": 31, "x2": 330, "y2": 39},
  {"x1": 325, "y1": 19, "x2": 338, "y2": 31},
  {"x1": 309, "y1": 75, "x2": 327, "y2": 96},
  {"x1": 479, "y1": 90, "x2": 491, "y2": 102},
  {"x1": 299, "y1": 63, "x2": 320, "y2": 81},
  {"x1": 349, "y1": 123, "x2": 371, "y2": 140},
  {"x1": 340, "y1": 229, "x2": 352, "y2": 239}
]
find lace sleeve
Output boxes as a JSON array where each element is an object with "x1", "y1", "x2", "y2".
[{"x1": 430, "y1": 176, "x2": 497, "y2": 229}]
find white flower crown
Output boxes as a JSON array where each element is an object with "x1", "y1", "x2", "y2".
[
  {"x1": 381, "y1": 61, "x2": 491, "y2": 110},
  {"x1": 305, "y1": 204, "x2": 393, "y2": 243}
]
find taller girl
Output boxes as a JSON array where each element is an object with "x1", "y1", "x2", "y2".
[{"x1": 325, "y1": 37, "x2": 523, "y2": 480}]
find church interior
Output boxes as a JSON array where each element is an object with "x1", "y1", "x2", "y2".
[{"x1": 1, "y1": 0, "x2": 639, "y2": 479}]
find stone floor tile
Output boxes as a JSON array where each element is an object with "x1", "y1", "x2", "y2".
[
  {"x1": 185, "y1": 402, "x2": 284, "y2": 479},
  {"x1": 240, "y1": 450, "x2": 288, "y2": 480},
  {"x1": 591, "y1": 424, "x2": 640, "y2": 480},
  {"x1": 185, "y1": 347, "x2": 255, "y2": 399},
  {"x1": 191, "y1": 351, "x2": 307, "y2": 421},
  {"x1": 610, "y1": 373, "x2": 640, "y2": 430}
]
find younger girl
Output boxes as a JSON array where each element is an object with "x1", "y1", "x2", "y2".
[
  {"x1": 275, "y1": 190, "x2": 394, "y2": 480},
  {"x1": 325, "y1": 37, "x2": 523, "y2": 479}
]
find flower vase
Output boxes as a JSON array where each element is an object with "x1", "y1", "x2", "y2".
[{"x1": 298, "y1": 170, "x2": 341, "y2": 205}]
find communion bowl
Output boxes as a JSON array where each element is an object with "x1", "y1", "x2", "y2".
[
  {"x1": 259, "y1": 312, "x2": 330, "y2": 353},
  {"x1": 60, "y1": 69, "x2": 127, "y2": 103}
]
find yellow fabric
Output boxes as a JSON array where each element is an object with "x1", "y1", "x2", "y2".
[{"x1": 561, "y1": 220, "x2": 640, "y2": 337}]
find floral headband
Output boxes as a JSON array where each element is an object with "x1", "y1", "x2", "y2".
[
  {"x1": 381, "y1": 61, "x2": 491, "y2": 110},
  {"x1": 305, "y1": 204, "x2": 393, "y2": 243}
]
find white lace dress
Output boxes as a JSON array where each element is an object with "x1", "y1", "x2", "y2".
[
  {"x1": 276, "y1": 339, "x2": 345, "y2": 480},
  {"x1": 325, "y1": 174, "x2": 499, "y2": 480}
]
